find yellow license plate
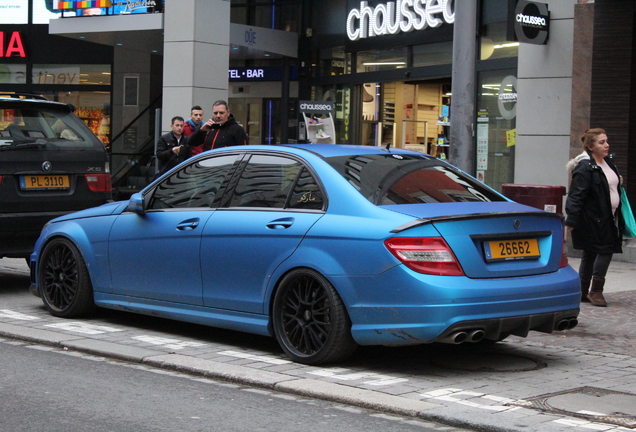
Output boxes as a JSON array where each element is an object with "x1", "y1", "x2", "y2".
[
  {"x1": 21, "y1": 175, "x2": 70, "y2": 190},
  {"x1": 484, "y1": 238, "x2": 540, "y2": 261}
]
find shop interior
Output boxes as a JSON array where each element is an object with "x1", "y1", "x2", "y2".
[{"x1": 360, "y1": 79, "x2": 451, "y2": 157}]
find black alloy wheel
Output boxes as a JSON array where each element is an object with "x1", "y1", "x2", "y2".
[
  {"x1": 39, "y1": 238, "x2": 95, "y2": 318},
  {"x1": 272, "y1": 268, "x2": 357, "y2": 365}
]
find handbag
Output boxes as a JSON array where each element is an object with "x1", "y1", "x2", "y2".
[{"x1": 620, "y1": 187, "x2": 636, "y2": 238}]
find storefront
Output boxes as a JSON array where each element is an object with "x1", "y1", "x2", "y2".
[
  {"x1": 0, "y1": 3, "x2": 114, "y2": 147},
  {"x1": 299, "y1": 0, "x2": 519, "y2": 188}
]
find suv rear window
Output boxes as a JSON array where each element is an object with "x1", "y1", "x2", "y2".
[
  {"x1": 324, "y1": 154, "x2": 505, "y2": 205},
  {"x1": 1, "y1": 105, "x2": 98, "y2": 149}
]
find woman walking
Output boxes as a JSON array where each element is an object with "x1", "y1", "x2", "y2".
[{"x1": 565, "y1": 128, "x2": 624, "y2": 307}]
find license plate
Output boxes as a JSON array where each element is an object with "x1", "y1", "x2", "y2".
[
  {"x1": 483, "y1": 238, "x2": 540, "y2": 261},
  {"x1": 20, "y1": 175, "x2": 70, "y2": 190}
]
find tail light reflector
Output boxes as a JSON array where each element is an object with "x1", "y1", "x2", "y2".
[
  {"x1": 385, "y1": 237, "x2": 465, "y2": 276},
  {"x1": 85, "y1": 173, "x2": 112, "y2": 192},
  {"x1": 560, "y1": 230, "x2": 569, "y2": 268}
]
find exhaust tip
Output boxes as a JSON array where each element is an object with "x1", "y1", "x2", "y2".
[
  {"x1": 440, "y1": 331, "x2": 468, "y2": 344},
  {"x1": 467, "y1": 329, "x2": 485, "y2": 343}
]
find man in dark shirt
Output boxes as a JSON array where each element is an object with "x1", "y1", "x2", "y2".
[
  {"x1": 156, "y1": 116, "x2": 188, "y2": 177},
  {"x1": 187, "y1": 100, "x2": 248, "y2": 151}
]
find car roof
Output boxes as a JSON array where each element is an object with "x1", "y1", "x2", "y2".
[{"x1": 0, "y1": 95, "x2": 72, "y2": 111}]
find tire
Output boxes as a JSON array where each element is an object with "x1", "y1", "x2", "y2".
[
  {"x1": 38, "y1": 238, "x2": 95, "y2": 318},
  {"x1": 272, "y1": 269, "x2": 357, "y2": 365}
]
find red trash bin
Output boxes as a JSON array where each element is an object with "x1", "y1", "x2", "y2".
[{"x1": 501, "y1": 184, "x2": 566, "y2": 216}]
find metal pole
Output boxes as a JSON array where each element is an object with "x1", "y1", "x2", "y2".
[
  {"x1": 449, "y1": 1, "x2": 477, "y2": 175},
  {"x1": 154, "y1": 108, "x2": 161, "y2": 172}
]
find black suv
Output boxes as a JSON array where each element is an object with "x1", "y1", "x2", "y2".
[{"x1": 0, "y1": 95, "x2": 112, "y2": 259}]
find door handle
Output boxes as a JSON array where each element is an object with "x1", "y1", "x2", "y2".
[
  {"x1": 266, "y1": 217, "x2": 295, "y2": 229},
  {"x1": 177, "y1": 218, "x2": 200, "y2": 230}
]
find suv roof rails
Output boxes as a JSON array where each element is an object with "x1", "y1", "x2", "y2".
[{"x1": 0, "y1": 93, "x2": 49, "y2": 101}]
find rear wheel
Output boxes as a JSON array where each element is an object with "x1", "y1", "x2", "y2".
[
  {"x1": 272, "y1": 269, "x2": 357, "y2": 365},
  {"x1": 39, "y1": 238, "x2": 95, "y2": 317}
]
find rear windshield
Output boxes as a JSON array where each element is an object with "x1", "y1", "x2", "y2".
[
  {"x1": 325, "y1": 153, "x2": 505, "y2": 205},
  {"x1": 0, "y1": 104, "x2": 100, "y2": 149}
]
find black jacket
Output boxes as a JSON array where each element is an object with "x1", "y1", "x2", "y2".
[
  {"x1": 156, "y1": 132, "x2": 189, "y2": 174},
  {"x1": 188, "y1": 114, "x2": 248, "y2": 151},
  {"x1": 565, "y1": 154, "x2": 623, "y2": 253}
]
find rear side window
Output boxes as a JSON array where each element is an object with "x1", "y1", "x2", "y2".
[
  {"x1": 325, "y1": 154, "x2": 505, "y2": 205},
  {"x1": 0, "y1": 105, "x2": 97, "y2": 148}
]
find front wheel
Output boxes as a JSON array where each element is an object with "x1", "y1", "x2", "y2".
[
  {"x1": 272, "y1": 269, "x2": 357, "y2": 365},
  {"x1": 38, "y1": 238, "x2": 95, "y2": 318}
]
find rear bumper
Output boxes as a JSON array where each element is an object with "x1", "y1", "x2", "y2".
[{"x1": 334, "y1": 265, "x2": 581, "y2": 346}]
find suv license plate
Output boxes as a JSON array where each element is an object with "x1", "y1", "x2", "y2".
[
  {"x1": 20, "y1": 175, "x2": 70, "y2": 190},
  {"x1": 483, "y1": 238, "x2": 540, "y2": 262}
]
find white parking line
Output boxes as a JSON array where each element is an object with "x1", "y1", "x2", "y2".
[
  {"x1": 44, "y1": 322, "x2": 123, "y2": 335},
  {"x1": 0, "y1": 309, "x2": 39, "y2": 320},
  {"x1": 420, "y1": 388, "x2": 521, "y2": 412},
  {"x1": 132, "y1": 335, "x2": 206, "y2": 350},
  {"x1": 218, "y1": 350, "x2": 292, "y2": 365},
  {"x1": 308, "y1": 367, "x2": 409, "y2": 386}
]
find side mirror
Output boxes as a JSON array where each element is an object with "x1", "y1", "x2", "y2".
[{"x1": 127, "y1": 192, "x2": 145, "y2": 215}]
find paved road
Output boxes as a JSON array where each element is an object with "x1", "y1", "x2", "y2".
[{"x1": 1, "y1": 257, "x2": 635, "y2": 432}]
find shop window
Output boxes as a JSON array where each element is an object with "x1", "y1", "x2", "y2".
[
  {"x1": 476, "y1": 70, "x2": 517, "y2": 191},
  {"x1": 412, "y1": 42, "x2": 453, "y2": 67},
  {"x1": 480, "y1": 22, "x2": 519, "y2": 60},
  {"x1": 356, "y1": 48, "x2": 407, "y2": 73},
  {"x1": 32, "y1": 64, "x2": 111, "y2": 86},
  {"x1": 0, "y1": 64, "x2": 27, "y2": 84},
  {"x1": 314, "y1": 46, "x2": 350, "y2": 78},
  {"x1": 230, "y1": 0, "x2": 300, "y2": 33},
  {"x1": 41, "y1": 91, "x2": 111, "y2": 147}
]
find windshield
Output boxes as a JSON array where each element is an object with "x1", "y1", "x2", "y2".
[
  {"x1": 0, "y1": 105, "x2": 99, "y2": 149},
  {"x1": 325, "y1": 153, "x2": 505, "y2": 205}
]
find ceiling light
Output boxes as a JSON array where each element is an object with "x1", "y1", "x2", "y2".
[{"x1": 362, "y1": 62, "x2": 406, "y2": 66}]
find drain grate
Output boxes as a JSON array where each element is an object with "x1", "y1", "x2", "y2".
[{"x1": 508, "y1": 386, "x2": 636, "y2": 428}]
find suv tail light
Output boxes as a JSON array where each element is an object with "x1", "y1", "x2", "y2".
[
  {"x1": 85, "y1": 174, "x2": 112, "y2": 192},
  {"x1": 385, "y1": 237, "x2": 465, "y2": 276}
]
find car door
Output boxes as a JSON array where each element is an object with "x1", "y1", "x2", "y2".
[
  {"x1": 201, "y1": 153, "x2": 325, "y2": 313},
  {"x1": 108, "y1": 154, "x2": 241, "y2": 305}
]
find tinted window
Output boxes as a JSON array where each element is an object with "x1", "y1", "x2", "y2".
[
  {"x1": 325, "y1": 154, "x2": 505, "y2": 205},
  {"x1": 229, "y1": 155, "x2": 302, "y2": 209},
  {"x1": 149, "y1": 155, "x2": 239, "y2": 209},
  {"x1": 288, "y1": 167, "x2": 324, "y2": 210},
  {"x1": 0, "y1": 106, "x2": 97, "y2": 148}
]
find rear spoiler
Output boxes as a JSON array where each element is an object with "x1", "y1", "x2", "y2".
[{"x1": 390, "y1": 211, "x2": 561, "y2": 233}]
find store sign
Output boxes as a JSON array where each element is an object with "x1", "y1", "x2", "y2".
[
  {"x1": 229, "y1": 66, "x2": 298, "y2": 82},
  {"x1": 498, "y1": 75, "x2": 517, "y2": 120},
  {"x1": 508, "y1": 0, "x2": 550, "y2": 45},
  {"x1": 53, "y1": 0, "x2": 113, "y2": 10},
  {"x1": 346, "y1": 0, "x2": 454, "y2": 41},
  {"x1": 0, "y1": 31, "x2": 26, "y2": 58},
  {"x1": 299, "y1": 101, "x2": 335, "y2": 115},
  {"x1": 32, "y1": 66, "x2": 81, "y2": 85}
]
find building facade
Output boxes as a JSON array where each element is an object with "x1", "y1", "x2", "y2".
[{"x1": 1, "y1": 0, "x2": 633, "y2": 206}]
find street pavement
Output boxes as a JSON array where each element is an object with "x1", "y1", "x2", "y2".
[{"x1": 1, "y1": 256, "x2": 635, "y2": 432}]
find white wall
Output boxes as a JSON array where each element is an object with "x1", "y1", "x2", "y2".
[{"x1": 514, "y1": 0, "x2": 577, "y2": 187}]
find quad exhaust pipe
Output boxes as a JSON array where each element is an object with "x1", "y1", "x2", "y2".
[{"x1": 439, "y1": 329, "x2": 486, "y2": 344}]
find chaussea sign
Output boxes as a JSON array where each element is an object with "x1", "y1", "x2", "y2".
[
  {"x1": 346, "y1": 0, "x2": 454, "y2": 41},
  {"x1": 507, "y1": 0, "x2": 550, "y2": 45}
]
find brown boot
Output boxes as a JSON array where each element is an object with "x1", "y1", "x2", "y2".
[
  {"x1": 580, "y1": 276, "x2": 591, "y2": 303},
  {"x1": 587, "y1": 276, "x2": 607, "y2": 307}
]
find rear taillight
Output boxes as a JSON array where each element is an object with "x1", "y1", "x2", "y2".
[
  {"x1": 385, "y1": 237, "x2": 465, "y2": 276},
  {"x1": 560, "y1": 230, "x2": 569, "y2": 268},
  {"x1": 0, "y1": 175, "x2": 3, "y2": 186},
  {"x1": 85, "y1": 173, "x2": 112, "y2": 192}
]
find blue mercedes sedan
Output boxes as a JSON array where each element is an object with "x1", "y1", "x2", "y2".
[{"x1": 30, "y1": 145, "x2": 580, "y2": 364}]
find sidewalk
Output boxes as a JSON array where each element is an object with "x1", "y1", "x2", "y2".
[{"x1": 1, "y1": 257, "x2": 635, "y2": 432}]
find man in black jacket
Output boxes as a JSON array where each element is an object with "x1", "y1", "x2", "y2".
[
  {"x1": 188, "y1": 100, "x2": 248, "y2": 151},
  {"x1": 156, "y1": 116, "x2": 189, "y2": 177}
]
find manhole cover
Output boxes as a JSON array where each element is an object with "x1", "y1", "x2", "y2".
[
  {"x1": 509, "y1": 386, "x2": 636, "y2": 428},
  {"x1": 431, "y1": 353, "x2": 546, "y2": 372}
]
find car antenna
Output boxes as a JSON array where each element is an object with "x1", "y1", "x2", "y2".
[{"x1": 385, "y1": 142, "x2": 391, "y2": 152}]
